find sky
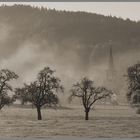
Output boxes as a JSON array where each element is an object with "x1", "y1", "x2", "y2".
[{"x1": 1, "y1": 2, "x2": 140, "y2": 21}]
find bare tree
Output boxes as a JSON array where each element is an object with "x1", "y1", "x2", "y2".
[
  {"x1": 0, "y1": 69, "x2": 18, "y2": 110},
  {"x1": 69, "y1": 77, "x2": 112, "y2": 120},
  {"x1": 18, "y1": 67, "x2": 63, "y2": 120}
]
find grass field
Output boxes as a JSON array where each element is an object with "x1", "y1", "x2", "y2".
[{"x1": 0, "y1": 105, "x2": 139, "y2": 138}]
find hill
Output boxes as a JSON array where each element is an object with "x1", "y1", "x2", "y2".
[{"x1": 0, "y1": 4, "x2": 139, "y2": 89}]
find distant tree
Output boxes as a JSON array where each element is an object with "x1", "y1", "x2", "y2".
[
  {"x1": 18, "y1": 67, "x2": 63, "y2": 120},
  {"x1": 127, "y1": 62, "x2": 140, "y2": 113},
  {"x1": 0, "y1": 69, "x2": 18, "y2": 110},
  {"x1": 69, "y1": 77, "x2": 112, "y2": 120},
  {"x1": 15, "y1": 84, "x2": 32, "y2": 105}
]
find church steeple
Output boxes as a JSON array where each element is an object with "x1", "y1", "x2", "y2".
[
  {"x1": 109, "y1": 42, "x2": 114, "y2": 71},
  {"x1": 106, "y1": 40, "x2": 116, "y2": 81}
]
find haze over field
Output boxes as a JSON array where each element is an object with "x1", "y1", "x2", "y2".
[{"x1": 0, "y1": 4, "x2": 140, "y2": 96}]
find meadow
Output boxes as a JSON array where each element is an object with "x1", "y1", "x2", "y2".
[{"x1": 0, "y1": 105, "x2": 139, "y2": 138}]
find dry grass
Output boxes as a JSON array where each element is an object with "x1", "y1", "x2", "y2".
[{"x1": 0, "y1": 105, "x2": 139, "y2": 138}]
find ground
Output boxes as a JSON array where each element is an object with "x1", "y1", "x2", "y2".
[{"x1": 0, "y1": 105, "x2": 139, "y2": 138}]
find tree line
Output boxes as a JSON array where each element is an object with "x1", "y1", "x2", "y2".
[{"x1": 0, "y1": 63, "x2": 140, "y2": 121}]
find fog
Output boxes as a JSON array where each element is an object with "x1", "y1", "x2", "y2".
[
  {"x1": 0, "y1": 6, "x2": 139, "y2": 102},
  {"x1": 0, "y1": 27, "x2": 139, "y2": 91}
]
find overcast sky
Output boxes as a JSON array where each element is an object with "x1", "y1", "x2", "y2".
[{"x1": 1, "y1": 2, "x2": 140, "y2": 21}]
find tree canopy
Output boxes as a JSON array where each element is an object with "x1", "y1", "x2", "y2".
[
  {"x1": 127, "y1": 62, "x2": 140, "y2": 105},
  {"x1": 16, "y1": 67, "x2": 63, "y2": 120},
  {"x1": 69, "y1": 77, "x2": 112, "y2": 120},
  {"x1": 0, "y1": 69, "x2": 18, "y2": 109}
]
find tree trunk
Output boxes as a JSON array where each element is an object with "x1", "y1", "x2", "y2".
[
  {"x1": 37, "y1": 106, "x2": 42, "y2": 120},
  {"x1": 85, "y1": 108, "x2": 89, "y2": 120},
  {"x1": 136, "y1": 106, "x2": 140, "y2": 114},
  {"x1": 21, "y1": 99, "x2": 24, "y2": 105}
]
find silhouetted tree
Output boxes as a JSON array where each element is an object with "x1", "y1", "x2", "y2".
[
  {"x1": 0, "y1": 69, "x2": 18, "y2": 110},
  {"x1": 18, "y1": 67, "x2": 63, "y2": 120},
  {"x1": 69, "y1": 77, "x2": 112, "y2": 120},
  {"x1": 127, "y1": 62, "x2": 140, "y2": 113}
]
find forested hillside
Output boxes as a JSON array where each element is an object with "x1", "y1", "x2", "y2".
[{"x1": 0, "y1": 5, "x2": 140, "y2": 57}]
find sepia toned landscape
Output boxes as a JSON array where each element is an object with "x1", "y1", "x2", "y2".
[{"x1": 0, "y1": 2, "x2": 140, "y2": 138}]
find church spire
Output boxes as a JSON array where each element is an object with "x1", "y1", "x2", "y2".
[
  {"x1": 106, "y1": 40, "x2": 116, "y2": 81},
  {"x1": 109, "y1": 42, "x2": 114, "y2": 71}
]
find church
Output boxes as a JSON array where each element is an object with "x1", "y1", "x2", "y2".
[{"x1": 104, "y1": 40, "x2": 127, "y2": 105}]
